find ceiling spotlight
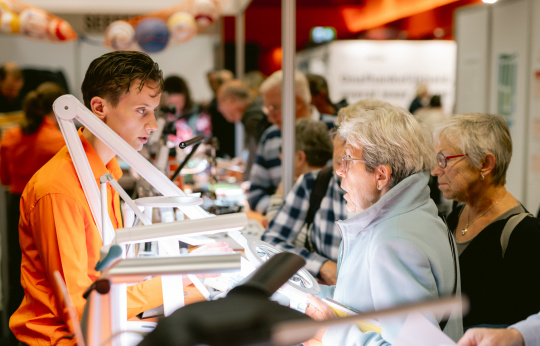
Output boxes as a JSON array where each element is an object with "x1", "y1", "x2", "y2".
[{"x1": 482, "y1": 0, "x2": 498, "y2": 4}]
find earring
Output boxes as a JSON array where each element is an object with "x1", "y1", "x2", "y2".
[{"x1": 481, "y1": 174, "x2": 485, "y2": 180}]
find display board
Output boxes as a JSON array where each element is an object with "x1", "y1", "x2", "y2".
[
  {"x1": 454, "y1": 4, "x2": 491, "y2": 115},
  {"x1": 526, "y1": 0, "x2": 540, "y2": 211},
  {"x1": 489, "y1": 0, "x2": 530, "y2": 204},
  {"x1": 297, "y1": 40, "x2": 457, "y2": 115},
  {"x1": 454, "y1": 0, "x2": 540, "y2": 211}
]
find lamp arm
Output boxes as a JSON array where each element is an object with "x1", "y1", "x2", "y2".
[{"x1": 53, "y1": 95, "x2": 210, "y2": 222}]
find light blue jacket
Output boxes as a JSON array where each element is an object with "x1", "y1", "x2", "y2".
[
  {"x1": 511, "y1": 312, "x2": 540, "y2": 346},
  {"x1": 319, "y1": 171, "x2": 463, "y2": 345}
]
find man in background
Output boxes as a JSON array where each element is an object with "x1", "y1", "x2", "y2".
[
  {"x1": 217, "y1": 79, "x2": 271, "y2": 180},
  {"x1": 247, "y1": 70, "x2": 335, "y2": 214},
  {"x1": 0, "y1": 62, "x2": 25, "y2": 113}
]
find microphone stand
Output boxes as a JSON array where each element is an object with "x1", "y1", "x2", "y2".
[{"x1": 170, "y1": 135, "x2": 205, "y2": 182}]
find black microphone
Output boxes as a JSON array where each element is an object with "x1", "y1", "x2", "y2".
[{"x1": 179, "y1": 135, "x2": 205, "y2": 149}]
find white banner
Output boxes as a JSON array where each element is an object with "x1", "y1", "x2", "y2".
[{"x1": 298, "y1": 40, "x2": 456, "y2": 115}]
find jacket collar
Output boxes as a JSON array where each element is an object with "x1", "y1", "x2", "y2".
[{"x1": 338, "y1": 171, "x2": 431, "y2": 235}]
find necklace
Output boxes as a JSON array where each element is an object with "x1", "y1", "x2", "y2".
[{"x1": 461, "y1": 192, "x2": 508, "y2": 235}]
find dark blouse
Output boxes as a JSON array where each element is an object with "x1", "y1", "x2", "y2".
[{"x1": 447, "y1": 204, "x2": 540, "y2": 328}]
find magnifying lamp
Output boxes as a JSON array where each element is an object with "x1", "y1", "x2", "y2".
[{"x1": 139, "y1": 252, "x2": 311, "y2": 346}]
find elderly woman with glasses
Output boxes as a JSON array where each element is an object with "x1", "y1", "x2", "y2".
[
  {"x1": 306, "y1": 101, "x2": 463, "y2": 345},
  {"x1": 431, "y1": 113, "x2": 540, "y2": 330}
]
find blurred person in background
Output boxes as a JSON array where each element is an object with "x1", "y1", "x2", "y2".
[
  {"x1": 306, "y1": 73, "x2": 345, "y2": 115},
  {"x1": 0, "y1": 81, "x2": 66, "y2": 331},
  {"x1": 408, "y1": 82, "x2": 429, "y2": 115},
  {"x1": 0, "y1": 62, "x2": 25, "y2": 113},
  {"x1": 414, "y1": 94, "x2": 451, "y2": 132},
  {"x1": 262, "y1": 116, "x2": 343, "y2": 285},
  {"x1": 161, "y1": 75, "x2": 211, "y2": 147},
  {"x1": 242, "y1": 70, "x2": 266, "y2": 100},
  {"x1": 247, "y1": 70, "x2": 335, "y2": 214},
  {"x1": 217, "y1": 79, "x2": 270, "y2": 180},
  {"x1": 206, "y1": 69, "x2": 235, "y2": 158}
]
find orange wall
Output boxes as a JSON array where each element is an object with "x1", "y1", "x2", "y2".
[{"x1": 224, "y1": 0, "x2": 484, "y2": 75}]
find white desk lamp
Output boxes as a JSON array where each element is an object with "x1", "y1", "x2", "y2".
[
  {"x1": 226, "y1": 230, "x2": 320, "y2": 313},
  {"x1": 53, "y1": 94, "x2": 211, "y2": 243},
  {"x1": 82, "y1": 253, "x2": 241, "y2": 346}
]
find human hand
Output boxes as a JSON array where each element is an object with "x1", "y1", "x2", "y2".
[
  {"x1": 319, "y1": 260, "x2": 337, "y2": 285},
  {"x1": 184, "y1": 242, "x2": 235, "y2": 284},
  {"x1": 458, "y1": 328, "x2": 524, "y2": 346},
  {"x1": 261, "y1": 216, "x2": 270, "y2": 228},
  {"x1": 305, "y1": 294, "x2": 336, "y2": 341},
  {"x1": 275, "y1": 182, "x2": 283, "y2": 196}
]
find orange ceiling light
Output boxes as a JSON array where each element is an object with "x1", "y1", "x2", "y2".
[{"x1": 341, "y1": 0, "x2": 463, "y2": 33}]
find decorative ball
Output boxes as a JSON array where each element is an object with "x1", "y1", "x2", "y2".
[
  {"x1": 105, "y1": 20, "x2": 135, "y2": 50},
  {"x1": 135, "y1": 18, "x2": 170, "y2": 53},
  {"x1": 192, "y1": 0, "x2": 220, "y2": 30},
  {"x1": 47, "y1": 17, "x2": 77, "y2": 41},
  {"x1": 167, "y1": 11, "x2": 196, "y2": 42},
  {"x1": 0, "y1": 0, "x2": 13, "y2": 11},
  {"x1": 0, "y1": 9, "x2": 19, "y2": 33},
  {"x1": 0, "y1": 0, "x2": 17, "y2": 12},
  {"x1": 19, "y1": 8, "x2": 49, "y2": 39}
]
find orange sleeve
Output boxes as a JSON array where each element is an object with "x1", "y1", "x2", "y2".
[
  {"x1": 126, "y1": 276, "x2": 163, "y2": 319},
  {"x1": 30, "y1": 194, "x2": 97, "y2": 321}
]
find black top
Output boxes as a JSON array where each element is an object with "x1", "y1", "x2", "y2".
[
  {"x1": 447, "y1": 204, "x2": 540, "y2": 328},
  {"x1": 241, "y1": 97, "x2": 271, "y2": 180},
  {"x1": 208, "y1": 97, "x2": 236, "y2": 158}
]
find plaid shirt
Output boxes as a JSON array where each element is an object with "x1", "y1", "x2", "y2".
[
  {"x1": 261, "y1": 169, "x2": 347, "y2": 276},
  {"x1": 247, "y1": 110, "x2": 336, "y2": 213}
]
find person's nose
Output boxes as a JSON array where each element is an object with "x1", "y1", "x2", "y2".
[
  {"x1": 146, "y1": 112, "x2": 158, "y2": 133},
  {"x1": 336, "y1": 164, "x2": 345, "y2": 178},
  {"x1": 431, "y1": 164, "x2": 443, "y2": 177}
]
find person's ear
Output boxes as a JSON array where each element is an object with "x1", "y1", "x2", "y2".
[
  {"x1": 295, "y1": 150, "x2": 307, "y2": 165},
  {"x1": 480, "y1": 153, "x2": 496, "y2": 177},
  {"x1": 375, "y1": 164, "x2": 392, "y2": 191},
  {"x1": 90, "y1": 96, "x2": 107, "y2": 121}
]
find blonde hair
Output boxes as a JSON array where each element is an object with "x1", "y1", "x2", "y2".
[
  {"x1": 338, "y1": 101, "x2": 435, "y2": 187},
  {"x1": 259, "y1": 70, "x2": 311, "y2": 105},
  {"x1": 433, "y1": 113, "x2": 512, "y2": 186}
]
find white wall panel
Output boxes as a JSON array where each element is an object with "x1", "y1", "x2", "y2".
[
  {"x1": 489, "y1": 0, "x2": 530, "y2": 204},
  {"x1": 454, "y1": 5, "x2": 490, "y2": 114}
]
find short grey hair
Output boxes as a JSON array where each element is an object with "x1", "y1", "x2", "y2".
[
  {"x1": 338, "y1": 101, "x2": 435, "y2": 187},
  {"x1": 259, "y1": 70, "x2": 311, "y2": 105},
  {"x1": 336, "y1": 99, "x2": 394, "y2": 128},
  {"x1": 295, "y1": 118, "x2": 333, "y2": 167},
  {"x1": 433, "y1": 113, "x2": 512, "y2": 186}
]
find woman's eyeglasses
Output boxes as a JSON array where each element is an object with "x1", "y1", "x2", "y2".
[
  {"x1": 436, "y1": 151, "x2": 468, "y2": 168},
  {"x1": 341, "y1": 154, "x2": 366, "y2": 174}
]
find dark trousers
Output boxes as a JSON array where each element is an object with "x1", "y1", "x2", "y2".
[{"x1": 6, "y1": 193, "x2": 23, "y2": 319}]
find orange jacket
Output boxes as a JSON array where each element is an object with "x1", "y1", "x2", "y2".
[
  {"x1": 10, "y1": 128, "x2": 163, "y2": 346},
  {"x1": 0, "y1": 117, "x2": 66, "y2": 194}
]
